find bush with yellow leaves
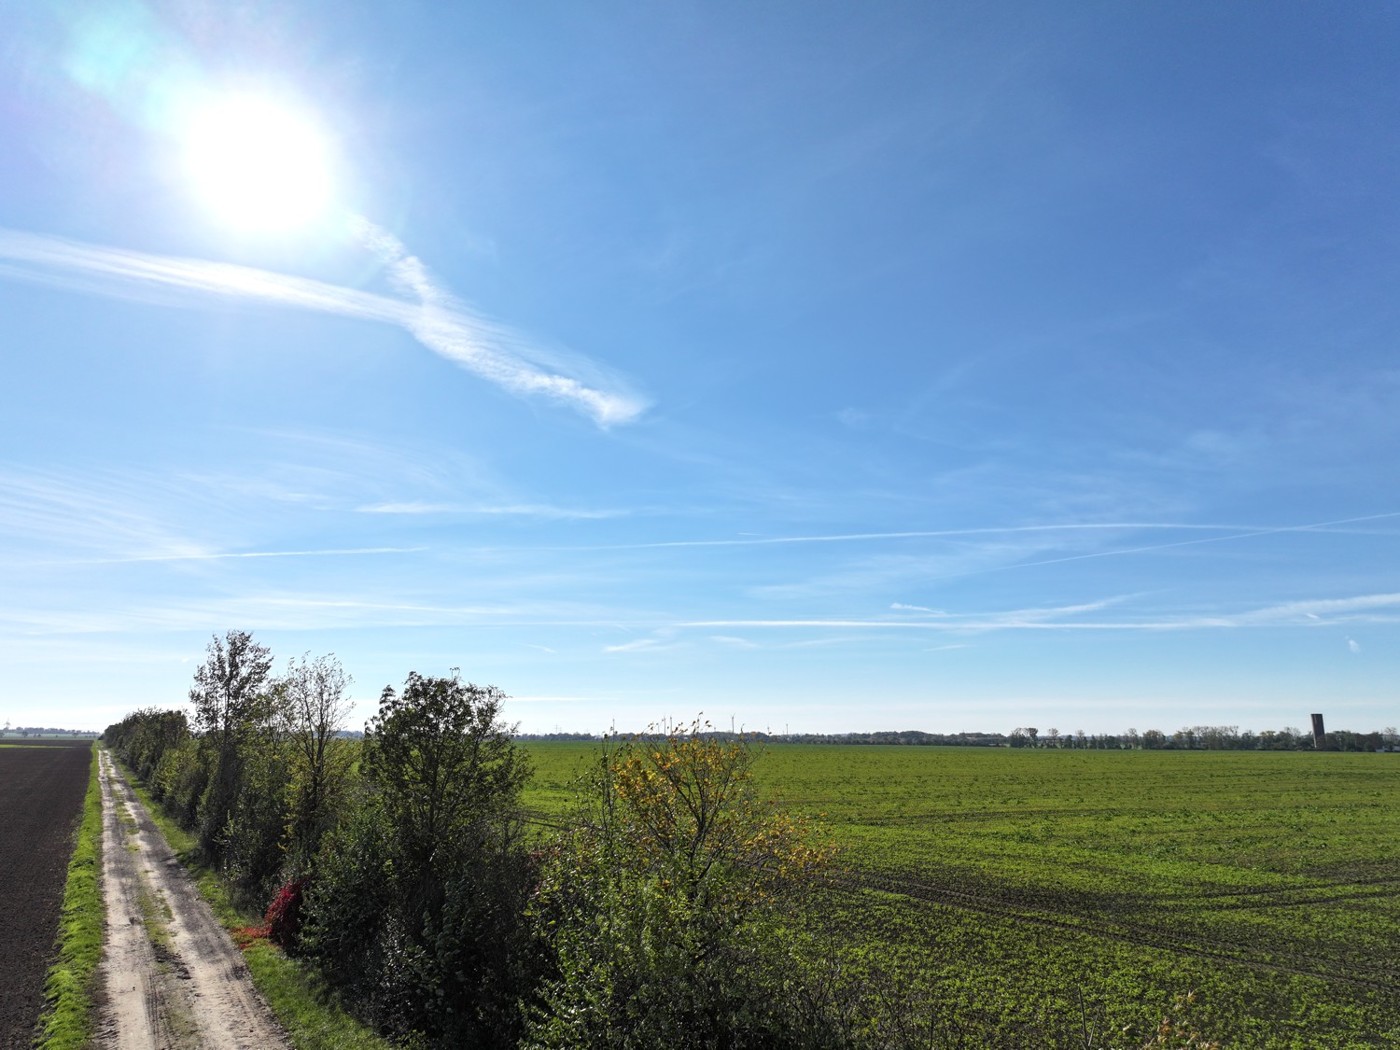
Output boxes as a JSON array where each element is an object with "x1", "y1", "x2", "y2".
[{"x1": 524, "y1": 720, "x2": 845, "y2": 1050}]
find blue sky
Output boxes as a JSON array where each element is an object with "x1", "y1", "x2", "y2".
[{"x1": 2, "y1": 1, "x2": 1398, "y2": 735}]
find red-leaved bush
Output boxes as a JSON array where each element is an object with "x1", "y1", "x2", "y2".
[{"x1": 264, "y1": 878, "x2": 308, "y2": 950}]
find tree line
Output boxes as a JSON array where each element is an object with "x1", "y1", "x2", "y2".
[
  {"x1": 624, "y1": 726, "x2": 1398, "y2": 751},
  {"x1": 102, "y1": 630, "x2": 867, "y2": 1049},
  {"x1": 1005, "y1": 724, "x2": 1399, "y2": 751}
]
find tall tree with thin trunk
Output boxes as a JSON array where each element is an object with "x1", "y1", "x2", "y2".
[
  {"x1": 279, "y1": 652, "x2": 353, "y2": 866},
  {"x1": 189, "y1": 629, "x2": 274, "y2": 855}
]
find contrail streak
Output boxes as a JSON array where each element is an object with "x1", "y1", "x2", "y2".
[
  {"x1": 517, "y1": 513, "x2": 1400, "y2": 552},
  {"x1": 346, "y1": 217, "x2": 643, "y2": 426},
  {"x1": 0, "y1": 226, "x2": 646, "y2": 427},
  {"x1": 920, "y1": 510, "x2": 1400, "y2": 582},
  {"x1": 678, "y1": 589, "x2": 1400, "y2": 632}
]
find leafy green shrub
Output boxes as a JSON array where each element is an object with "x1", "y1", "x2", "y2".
[
  {"x1": 301, "y1": 673, "x2": 536, "y2": 1048},
  {"x1": 217, "y1": 728, "x2": 294, "y2": 903},
  {"x1": 299, "y1": 792, "x2": 395, "y2": 1002},
  {"x1": 524, "y1": 723, "x2": 847, "y2": 1050},
  {"x1": 153, "y1": 736, "x2": 206, "y2": 828}
]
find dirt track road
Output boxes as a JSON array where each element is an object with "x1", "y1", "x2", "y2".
[{"x1": 94, "y1": 751, "x2": 289, "y2": 1050}]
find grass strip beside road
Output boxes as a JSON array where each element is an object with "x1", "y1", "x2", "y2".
[
  {"x1": 117, "y1": 762, "x2": 392, "y2": 1050},
  {"x1": 37, "y1": 742, "x2": 103, "y2": 1050}
]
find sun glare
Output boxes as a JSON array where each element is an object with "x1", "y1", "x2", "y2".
[{"x1": 181, "y1": 91, "x2": 336, "y2": 233}]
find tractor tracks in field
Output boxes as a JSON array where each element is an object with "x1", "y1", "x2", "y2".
[
  {"x1": 833, "y1": 866, "x2": 1400, "y2": 994},
  {"x1": 1158, "y1": 874, "x2": 1400, "y2": 910},
  {"x1": 92, "y1": 751, "x2": 288, "y2": 1050}
]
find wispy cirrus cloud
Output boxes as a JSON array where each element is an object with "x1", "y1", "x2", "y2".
[
  {"x1": 0, "y1": 467, "x2": 202, "y2": 560},
  {"x1": 680, "y1": 592, "x2": 1400, "y2": 634},
  {"x1": 557, "y1": 522, "x2": 1244, "y2": 551},
  {"x1": 0, "y1": 226, "x2": 647, "y2": 427},
  {"x1": 78, "y1": 545, "x2": 425, "y2": 565},
  {"x1": 1230, "y1": 592, "x2": 1400, "y2": 626},
  {"x1": 0, "y1": 466, "x2": 427, "y2": 567},
  {"x1": 682, "y1": 596, "x2": 1136, "y2": 633},
  {"x1": 0, "y1": 592, "x2": 636, "y2": 636},
  {"x1": 349, "y1": 218, "x2": 646, "y2": 426},
  {"x1": 507, "y1": 695, "x2": 598, "y2": 704},
  {"x1": 356, "y1": 501, "x2": 625, "y2": 520},
  {"x1": 709, "y1": 635, "x2": 761, "y2": 649},
  {"x1": 548, "y1": 513, "x2": 1400, "y2": 555},
  {"x1": 603, "y1": 637, "x2": 679, "y2": 654}
]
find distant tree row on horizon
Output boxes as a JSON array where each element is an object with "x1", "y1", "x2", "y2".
[
  {"x1": 0, "y1": 723, "x2": 98, "y2": 737},
  {"x1": 550, "y1": 724, "x2": 1399, "y2": 752},
  {"x1": 1005, "y1": 723, "x2": 1399, "y2": 751}
]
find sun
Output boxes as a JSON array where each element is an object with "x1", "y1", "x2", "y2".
[{"x1": 180, "y1": 91, "x2": 337, "y2": 233}]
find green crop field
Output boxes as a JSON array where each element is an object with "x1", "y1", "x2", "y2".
[{"x1": 522, "y1": 742, "x2": 1400, "y2": 1048}]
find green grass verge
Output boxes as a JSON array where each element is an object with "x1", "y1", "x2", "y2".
[
  {"x1": 117, "y1": 761, "x2": 392, "y2": 1050},
  {"x1": 37, "y1": 741, "x2": 104, "y2": 1050}
]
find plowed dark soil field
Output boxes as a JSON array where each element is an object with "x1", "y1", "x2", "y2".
[{"x1": 0, "y1": 740, "x2": 93, "y2": 1050}]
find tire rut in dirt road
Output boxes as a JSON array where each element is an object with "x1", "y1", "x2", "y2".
[{"x1": 94, "y1": 751, "x2": 289, "y2": 1050}]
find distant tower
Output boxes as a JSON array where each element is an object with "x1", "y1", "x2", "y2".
[{"x1": 1310, "y1": 713, "x2": 1326, "y2": 750}]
